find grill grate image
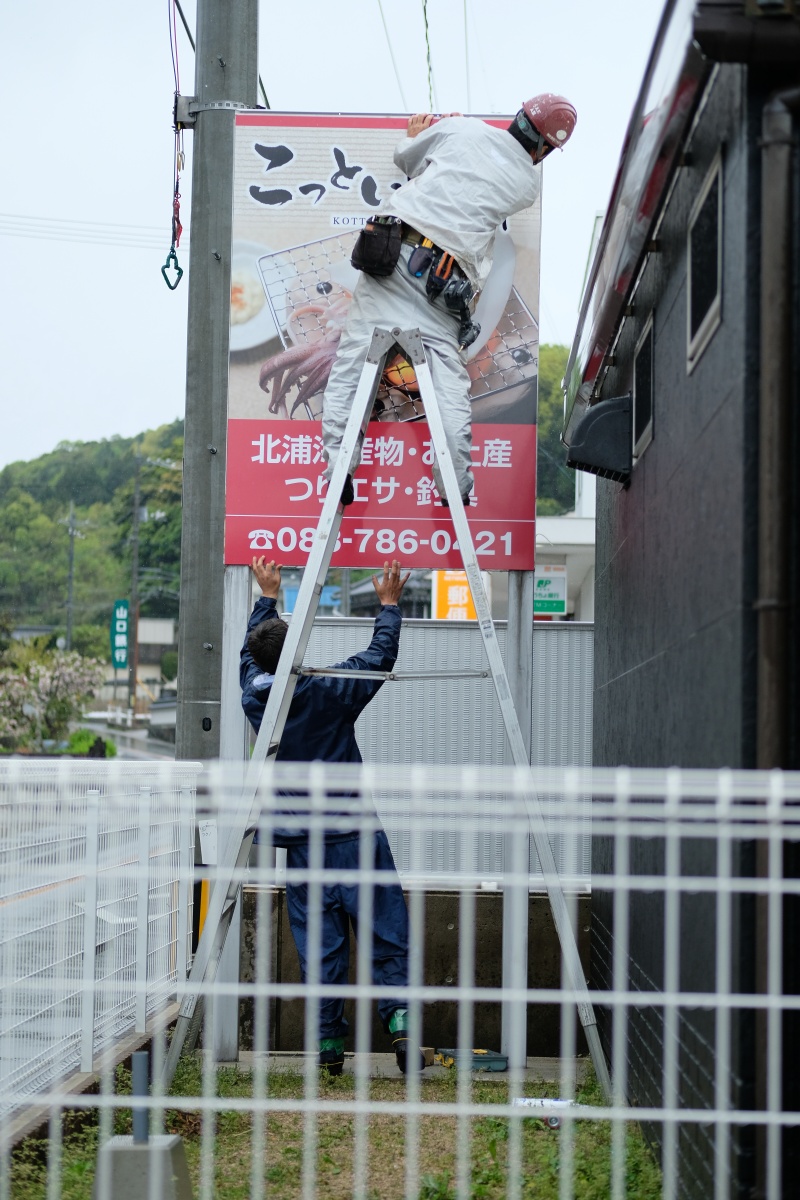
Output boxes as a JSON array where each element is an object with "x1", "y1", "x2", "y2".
[{"x1": 256, "y1": 234, "x2": 539, "y2": 422}]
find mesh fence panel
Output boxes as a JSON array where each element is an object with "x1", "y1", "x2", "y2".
[
  {"x1": 0, "y1": 761, "x2": 197, "y2": 1126},
  {"x1": 1, "y1": 761, "x2": 798, "y2": 1200}
]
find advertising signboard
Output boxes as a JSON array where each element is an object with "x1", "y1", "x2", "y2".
[
  {"x1": 533, "y1": 564, "x2": 567, "y2": 616},
  {"x1": 225, "y1": 112, "x2": 540, "y2": 570},
  {"x1": 110, "y1": 599, "x2": 129, "y2": 669}
]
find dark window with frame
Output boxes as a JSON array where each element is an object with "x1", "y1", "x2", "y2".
[
  {"x1": 687, "y1": 154, "x2": 722, "y2": 368},
  {"x1": 633, "y1": 318, "x2": 653, "y2": 458}
]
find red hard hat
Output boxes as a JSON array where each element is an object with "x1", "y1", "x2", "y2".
[{"x1": 521, "y1": 93, "x2": 577, "y2": 150}]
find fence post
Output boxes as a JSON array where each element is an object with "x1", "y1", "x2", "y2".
[
  {"x1": 80, "y1": 789, "x2": 101, "y2": 1074},
  {"x1": 176, "y1": 784, "x2": 194, "y2": 994},
  {"x1": 502, "y1": 572, "x2": 533, "y2": 1069},
  {"x1": 135, "y1": 786, "x2": 152, "y2": 1034}
]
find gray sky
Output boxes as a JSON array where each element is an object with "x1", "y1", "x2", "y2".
[{"x1": 0, "y1": 0, "x2": 665, "y2": 471}]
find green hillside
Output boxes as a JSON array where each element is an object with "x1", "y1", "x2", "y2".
[{"x1": 0, "y1": 420, "x2": 184, "y2": 632}]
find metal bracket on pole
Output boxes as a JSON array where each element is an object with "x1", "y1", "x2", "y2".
[{"x1": 174, "y1": 95, "x2": 253, "y2": 127}]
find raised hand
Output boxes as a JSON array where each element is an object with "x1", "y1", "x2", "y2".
[
  {"x1": 251, "y1": 557, "x2": 282, "y2": 599},
  {"x1": 372, "y1": 560, "x2": 411, "y2": 605}
]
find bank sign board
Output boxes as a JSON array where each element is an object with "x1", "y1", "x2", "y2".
[
  {"x1": 534, "y1": 565, "x2": 567, "y2": 615},
  {"x1": 224, "y1": 112, "x2": 540, "y2": 570},
  {"x1": 110, "y1": 599, "x2": 129, "y2": 668}
]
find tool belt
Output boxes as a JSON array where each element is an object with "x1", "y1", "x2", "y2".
[
  {"x1": 401, "y1": 225, "x2": 481, "y2": 353},
  {"x1": 352, "y1": 218, "x2": 481, "y2": 352}
]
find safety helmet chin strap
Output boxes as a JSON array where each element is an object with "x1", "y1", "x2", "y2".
[{"x1": 508, "y1": 110, "x2": 552, "y2": 162}]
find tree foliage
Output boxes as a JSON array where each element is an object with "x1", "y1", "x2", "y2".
[
  {"x1": 536, "y1": 344, "x2": 576, "y2": 516},
  {"x1": 0, "y1": 641, "x2": 106, "y2": 748},
  {"x1": 0, "y1": 420, "x2": 184, "y2": 631}
]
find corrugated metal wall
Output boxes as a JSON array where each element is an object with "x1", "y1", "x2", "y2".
[{"x1": 305, "y1": 619, "x2": 594, "y2": 888}]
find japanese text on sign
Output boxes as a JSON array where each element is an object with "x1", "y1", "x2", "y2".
[
  {"x1": 110, "y1": 599, "x2": 129, "y2": 669},
  {"x1": 225, "y1": 420, "x2": 536, "y2": 569}
]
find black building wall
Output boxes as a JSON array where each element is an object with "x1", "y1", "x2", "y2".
[
  {"x1": 590, "y1": 65, "x2": 762, "y2": 1199},
  {"x1": 593, "y1": 64, "x2": 759, "y2": 772}
]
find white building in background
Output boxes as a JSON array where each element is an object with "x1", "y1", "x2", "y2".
[
  {"x1": 534, "y1": 471, "x2": 596, "y2": 622},
  {"x1": 99, "y1": 616, "x2": 177, "y2": 708}
]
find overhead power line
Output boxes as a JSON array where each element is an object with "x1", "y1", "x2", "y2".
[
  {"x1": 376, "y1": 0, "x2": 409, "y2": 111},
  {"x1": 0, "y1": 212, "x2": 190, "y2": 253},
  {"x1": 421, "y1": 0, "x2": 435, "y2": 111},
  {"x1": 463, "y1": 0, "x2": 471, "y2": 112}
]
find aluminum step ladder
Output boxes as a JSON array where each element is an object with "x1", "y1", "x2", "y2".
[{"x1": 163, "y1": 326, "x2": 612, "y2": 1101}]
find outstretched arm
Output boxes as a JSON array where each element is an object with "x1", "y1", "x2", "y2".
[
  {"x1": 406, "y1": 113, "x2": 463, "y2": 138},
  {"x1": 323, "y1": 561, "x2": 410, "y2": 715},
  {"x1": 240, "y1": 558, "x2": 283, "y2": 691},
  {"x1": 395, "y1": 112, "x2": 464, "y2": 176}
]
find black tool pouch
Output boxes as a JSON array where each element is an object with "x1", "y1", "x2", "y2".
[{"x1": 351, "y1": 218, "x2": 402, "y2": 277}]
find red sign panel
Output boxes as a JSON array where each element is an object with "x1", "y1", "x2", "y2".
[{"x1": 225, "y1": 419, "x2": 536, "y2": 570}]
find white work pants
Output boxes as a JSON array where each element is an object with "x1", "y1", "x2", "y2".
[{"x1": 321, "y1": 246, "x2": 473, "y2": 500}]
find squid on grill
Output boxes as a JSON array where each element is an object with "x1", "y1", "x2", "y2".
[{"x1": 258, "y1": 295, "x2": 350, "y2": 418}]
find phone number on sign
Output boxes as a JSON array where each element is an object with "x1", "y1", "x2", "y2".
[{"x1": 247, "y1": 526, "x2": 514, "y2": 556}]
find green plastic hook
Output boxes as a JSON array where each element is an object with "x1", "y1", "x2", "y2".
[{"x1": 161, "y1": 247, "x2": 183, "y2": 290}]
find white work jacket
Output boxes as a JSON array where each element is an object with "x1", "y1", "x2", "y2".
[{"x1": 382, "y1": 116, "x2": 540, "y2": 291}]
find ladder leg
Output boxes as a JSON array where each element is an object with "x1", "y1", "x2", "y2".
[
  {"x1": 399, "y1": 328, "x2": 612, "y2": 1102},
  {"x1": 248, "y1": 327, "x2": 397, "y2": 775},
  {"x1": 162, "y1": 330, "x2": 395, "y2": 1091}
]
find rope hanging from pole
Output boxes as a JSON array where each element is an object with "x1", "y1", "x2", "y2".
[{"x1": 163, "y1": 0, "x2": 185, "y2": 290}]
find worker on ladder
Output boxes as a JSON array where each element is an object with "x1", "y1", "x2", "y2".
[
  {"x1": 240, "y1": 556, "x2": 424, "y2": 1076},
  {"x1": 321, "y1": 95, "x2": 577, "y2": 507}
]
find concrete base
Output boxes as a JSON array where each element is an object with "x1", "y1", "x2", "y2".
[
  {"x1": 232, "y1": 1050, "x2": 589, "y2": 1085},
  {"x1": 239, "y1": 889, "x2": 591, "y2": 1058},
  {"x1": 92, "y1": 1135, "x2": 193, "y2": 1200}
]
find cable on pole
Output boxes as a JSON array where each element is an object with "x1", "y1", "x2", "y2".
[
  {"x1": 175, "y1": 0, "x2": 269, "y2": 107},
  {"x1": 164, "y1": 0, "x2": 185, "y2": 290},
  {"x1": 173, "y1": 0, "x2": 195, "y2": 50}
]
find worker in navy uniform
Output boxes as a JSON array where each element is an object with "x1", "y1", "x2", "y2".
[
  {"x1": 322, "y1": 94, "x2": 577, "y2": 507},
  {"x1": 240, "y1": 555, "x2": 422, "y2": 1076}
]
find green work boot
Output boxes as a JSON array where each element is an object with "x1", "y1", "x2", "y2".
[
  {"x1": 388, "y1": 1009, "x2": 426, "y2": 1075},
  {"x1": 318, "y1": 1037, "x2": 344, "y2": 1077}
]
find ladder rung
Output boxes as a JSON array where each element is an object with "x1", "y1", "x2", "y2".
[{"x1": 294, "y1": 667, "x2": 490, "y2": 681}]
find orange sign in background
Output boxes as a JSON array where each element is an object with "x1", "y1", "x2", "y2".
[{"x1": 431, "y1": 570, "x2": 480, "y2": 621}]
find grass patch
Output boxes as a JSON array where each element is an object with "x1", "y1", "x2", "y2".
[{"x1": 9, "y1": 1059, "x2": 661, "y2": 1199}]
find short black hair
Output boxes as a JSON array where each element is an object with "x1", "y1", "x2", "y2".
[{"x1": 248, "y1": 618, "x2": 289, "y2": 674}]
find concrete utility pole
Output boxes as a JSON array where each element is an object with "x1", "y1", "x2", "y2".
[
  {"x1": 175, "y1": 0, "x2": 258, "y2": 759},
  {"x1": 129, "y1": 453, "x2": 141, "y2": 712}
]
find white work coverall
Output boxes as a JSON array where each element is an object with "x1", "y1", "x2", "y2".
[{"x1": 321, "y1": 117, "x2": 540, "y2": 500}]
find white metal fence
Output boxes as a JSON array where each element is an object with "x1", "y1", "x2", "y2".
[
  {"x1": 0, "y1": 761, "x2": 197, "y2": 1134},
  {"x1": 1, "y1": 762, "x2": 799, "y2": 1200}
]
